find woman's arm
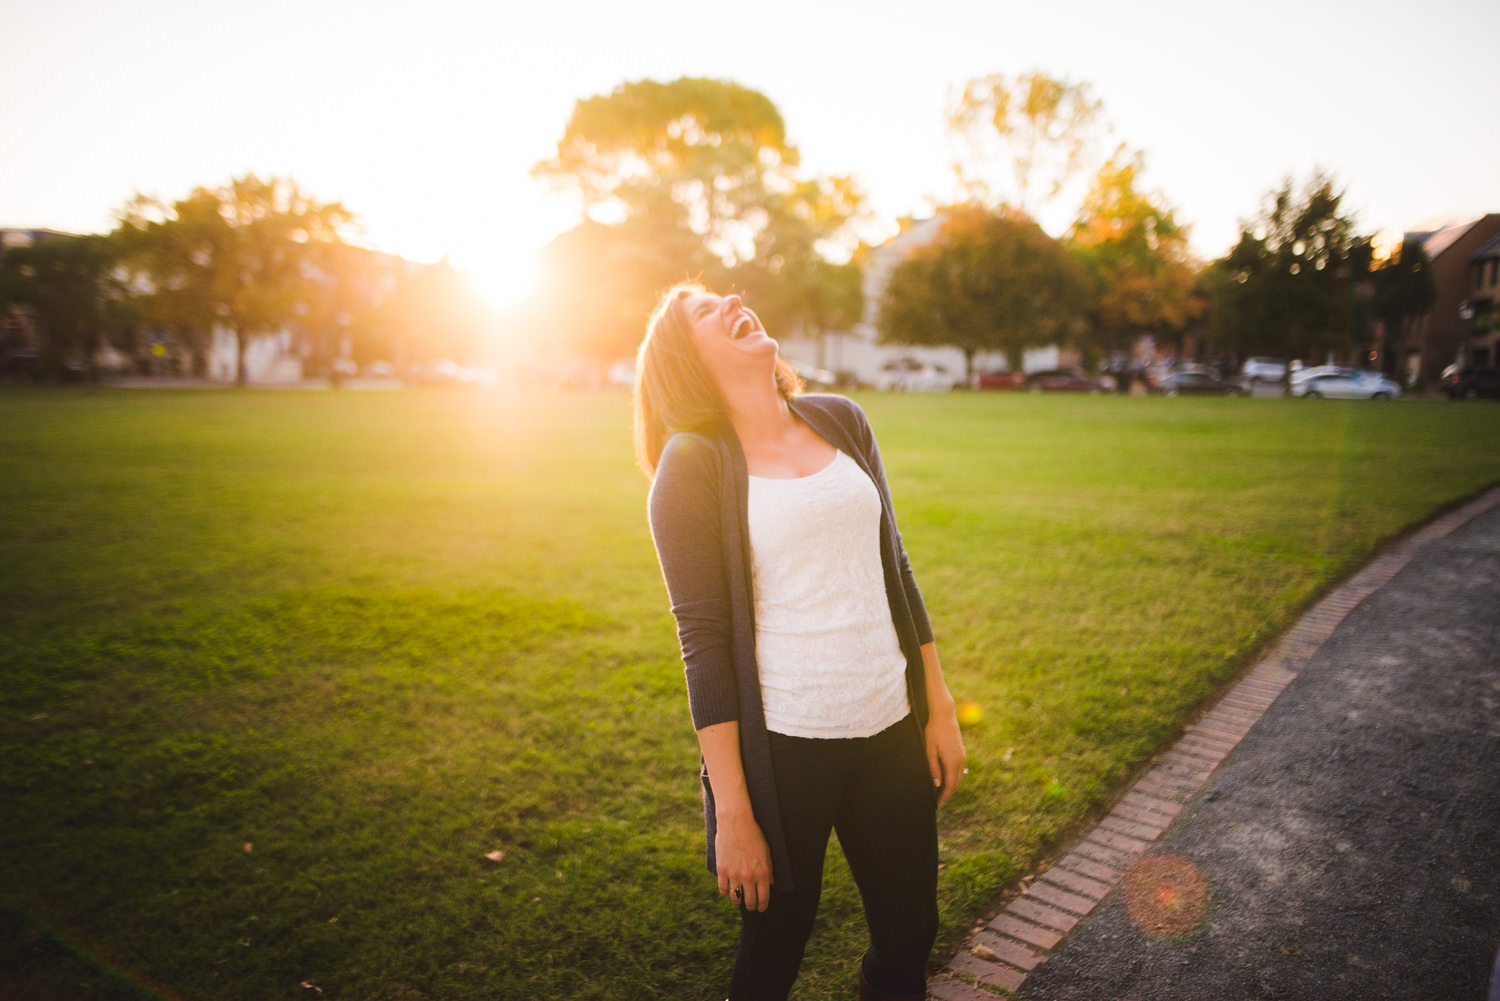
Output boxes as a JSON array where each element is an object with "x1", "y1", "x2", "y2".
[
  {"x1": 696, "y1": 721, "x2": 774, "y2": 911},
  {"x1": 919, "y1": 641, "x2": 967, "y2": 806}
]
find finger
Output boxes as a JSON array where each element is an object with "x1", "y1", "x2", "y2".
[
  {"x1": 718, "y1": 873, "x2": 731, "y2": 898},
  {"x1": 938, "y1": 752, "x2": 966, "y2": 805},
  {"x1": 750, "y1": 878, "x2": 772, "y2": 913},
  {"x1": 927, "y1": 744, "x2": 943, "y2": 791}
]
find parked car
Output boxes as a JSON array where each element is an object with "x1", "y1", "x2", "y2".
[
  {"x1": 1144, "y1": 361, "x2": 1218, "y2": 392},
  {"x1": 1289, "y1": 368, "x2": 1401, "y2": 399},
  {"x1": 1241, "y1": 357, "x2": 1288, "y2": 383},
  {"x1": 975, "y1": 369, "x2": 1027, "y2": 390},
  {"x1": 1027, "y1": 369, "x2": 1117, "y2": 393},
  {"x1": 1154, "y1": 370, "x2": 1248, "y2": 397},
  {"x1": 1440, "y1": 365, "x2": 1500, "y2": 400},
  {"x1": 790, "y1": 360, "x2": 839, "y2": 391},
  {"x1": 874, "y1": 359, "x2": 958, "y2": 392}
]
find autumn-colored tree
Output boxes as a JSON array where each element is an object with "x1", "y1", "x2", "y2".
[
  {"x1": 531, "y1": 78, "x2": 864, "y2": 359},
  {"x1": 115, "y1": 176, "x2": 353, "y2": 385},
  {"x1": 948, "y1": 71, "x2": 1107, "y2": 216},
  {"x1": 880, "y1": 207, "x2": 1091, "y2": 378},
  {"x1": 1067, "y1": 149, "x2": 1201, "y2": 358}
]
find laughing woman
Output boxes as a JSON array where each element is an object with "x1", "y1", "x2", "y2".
[{"x1": 635, "y1": 283, "x2": 967, "y2": 1001}]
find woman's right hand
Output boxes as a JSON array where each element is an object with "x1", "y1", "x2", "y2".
[{"x1": 714, "y1": 808, "x2": 773, "y2": 912}]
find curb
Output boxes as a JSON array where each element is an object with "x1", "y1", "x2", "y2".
[{"x1": 928, "y1": 484, "x2": 1500, "y2": 1000}]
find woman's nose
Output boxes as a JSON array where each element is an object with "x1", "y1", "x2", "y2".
[{"x1": 721, "y1": 295, "x2": 741, "y2": 313}]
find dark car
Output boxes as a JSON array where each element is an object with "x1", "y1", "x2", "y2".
[
  {"x1": 1154, "y1": 370, "x2": 1248, "y2": 397},
  {"x1": 1026, "y1": 369, "x2": 1117, "y2": 393},
  {"x1": 1441, "y1": 366, "x2": 1500, "y2": 400}
]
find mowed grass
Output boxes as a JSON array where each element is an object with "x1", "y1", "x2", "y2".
[{"x1": 1, "y1": 387, "x2": 1496, "y2": 1000}]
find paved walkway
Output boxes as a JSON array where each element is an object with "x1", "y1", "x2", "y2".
[{"x1": 931, "y1": 485, "x2": 1500, "y2": 1001}]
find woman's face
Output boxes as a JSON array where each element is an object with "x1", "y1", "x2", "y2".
[{"x1": 682, "y1": 292, "x2": 778, "y2": 391}]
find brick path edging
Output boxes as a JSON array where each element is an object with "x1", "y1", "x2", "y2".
[{"x1": 927, "y1": 484, "x2": 1500, "y2": 1000}]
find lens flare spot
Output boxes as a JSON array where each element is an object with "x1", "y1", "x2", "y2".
[{"x1": 1124, "y1": 854, "x2": 1209, "y2": 940}]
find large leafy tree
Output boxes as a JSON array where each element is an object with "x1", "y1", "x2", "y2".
[
  {"x1": 530, "y1": 78, "x2": 864, "y2": 360},
  {"x1": 115, "y1": 176, "x2": 353, "y2": 385},
  {"x1": 1203, "y1": 172, "x2": 1362, "y2": 363},
  {"x1": 879, "y1": 207, "x2": 1090, "y2": 378},
  {"x1": 0, "y1": 234, "x2": 129, "y2": 381},
  {"x1": 1067, "y1": 149, "x2": 1201, "y2": 358},
  {"x1": 947, "y1": 71, "x2": 1107, "y2": 217}
]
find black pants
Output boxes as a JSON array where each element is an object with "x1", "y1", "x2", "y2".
[{"x1": 729, "y1": 714, "x2": 939, "y2": 1001}]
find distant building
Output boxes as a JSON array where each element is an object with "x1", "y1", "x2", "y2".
[
  {"x1": 1402, "y1": 214, "x2": 1500, "y2": 384},
  {"x1": 1466, "y1": 233, "x2": 1500, "y2": 369}
]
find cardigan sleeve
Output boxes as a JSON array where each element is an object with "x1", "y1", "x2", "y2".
[
  {"x1": 647, "y1": 434, "x2": 741, "y2": 730},
  {"x1": 843, "y1": 399, "x2": 936, "y2": 647}
]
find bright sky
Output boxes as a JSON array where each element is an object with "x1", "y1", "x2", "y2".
[{"x1": 4, "y1": 0, "x2": 1496, "y2": 306}]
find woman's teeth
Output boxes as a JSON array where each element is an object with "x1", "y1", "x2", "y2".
[{"x1": 731, "y1": 316, "x2": 752, "y2": 339}]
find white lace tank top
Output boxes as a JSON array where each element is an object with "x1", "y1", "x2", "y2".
[{"x1": 746, "y1": 449, "x2": 910, "y2": 739}]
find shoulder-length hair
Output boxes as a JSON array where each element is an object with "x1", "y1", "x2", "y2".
[{"x1": 632, "y1": 282, "x2": 802, "y2": 479}]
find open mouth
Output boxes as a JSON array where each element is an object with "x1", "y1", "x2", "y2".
[{"x1": 730, "y1": 315, "x2": 755, "y2": 340}]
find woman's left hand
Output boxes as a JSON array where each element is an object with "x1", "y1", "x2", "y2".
[{"x1": 924, "y1": 705, "x2": 967, "y2": 806}]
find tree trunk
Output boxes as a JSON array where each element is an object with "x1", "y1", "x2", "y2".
[{"x1": 235, "y1": 327, "x2": 248, "y2": 387}]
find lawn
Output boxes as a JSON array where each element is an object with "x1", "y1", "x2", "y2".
[{"x1": 1, "y1": 387, "x2": 1496, "y2": 1000}]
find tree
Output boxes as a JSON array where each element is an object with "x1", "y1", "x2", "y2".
[
  {"x1": 879, "y1": 207, "x2": 1091, "y2": 378},
  {"x1": 115, "y1": 176, "x2": 353, "y2": 385},
  {"x1": 948, "y1": 71, "x2": 1107, "y2": 217},
  {"x1": 1370, "y1": 240, "x2": 1435, "y2": 377},
  {"x1": 530, "y1": 78, "x2": 864, "y2": 359},
  {"x1": 1203, "y1": 172, "x2": 1362, "y2": 364},
  {"x1": 1067, "y1": 149, "x2": 1201, "y2": 359},
  {"x1": 0, "y1": 233, "x2": 128, "y2": 381}
]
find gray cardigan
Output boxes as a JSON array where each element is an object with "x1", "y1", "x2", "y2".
[{"x1": 647, "y1": 393, "x2": 935, "y2": 890}]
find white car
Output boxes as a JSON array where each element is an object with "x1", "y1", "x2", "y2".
[
  {"x1": 874, "y1": 359, "x2": 958, "y2": 392},
  {"x1": 1288, "y1": 367, "x2": 1401, "y2": 400},
  {"x1": 1241, "y1": 357, "x2": 1287, "y2": 383}
]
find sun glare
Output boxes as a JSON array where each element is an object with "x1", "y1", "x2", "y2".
[{"x1": 461, "y1": 246, "x2": 541, "y2": 309}]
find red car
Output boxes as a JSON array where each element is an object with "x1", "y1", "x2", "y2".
[{"x1": 975, "y1": 369, "x2": 1027, "y2": 390}]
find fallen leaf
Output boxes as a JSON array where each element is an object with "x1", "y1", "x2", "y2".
[
  {"x1": 484, "y1": 851, "x2": 505, "y2": 863},
  {"x1": 300, "y1": 982, "x2": 323, "y2": 994},
  {"x1": 970, "y1": 944, "x2": 999, "y2": 962},
  {"x1": 1002, "y1": 747, "x2": 1015, "y2": 762},
  {"x1": 243, "y1": 843, "x2": 253, "y2": 854}
]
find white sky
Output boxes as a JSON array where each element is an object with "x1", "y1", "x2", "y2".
[{"x1": 4, "y1": 0, "x2": 1496, "y2": 305}]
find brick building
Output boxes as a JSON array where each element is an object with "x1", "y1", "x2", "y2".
[{"x1": 1403, "y1": 214, "x2": 1500, "y2": 385}]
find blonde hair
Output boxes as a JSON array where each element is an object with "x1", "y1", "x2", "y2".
[{"x1": 633, "y1": 282, "x2": 802, "y2": 478}]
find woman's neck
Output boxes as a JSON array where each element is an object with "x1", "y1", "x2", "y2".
[{"x1": 722, "y1": 375, "x2": 795, "y2": 449}]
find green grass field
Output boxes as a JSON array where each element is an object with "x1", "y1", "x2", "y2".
[{"x1": 2, "y1": 387, "x2": 1497, "y2": 1000}]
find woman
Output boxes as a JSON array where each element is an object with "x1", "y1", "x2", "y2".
[{"x1": 635, "y1": 283, "x2": 966, "y2": 1001}]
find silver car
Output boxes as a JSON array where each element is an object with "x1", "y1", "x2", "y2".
[{"x1": 1288, "y1": 367, "x2": 1401, "y2": 400}]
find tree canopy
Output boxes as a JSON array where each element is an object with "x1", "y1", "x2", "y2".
[
  {"x1": 529, "y1": 77, "x2": 865, "y2": 361},
  {"x1": 1203, "y1": 172, "x2": 1363, "y2": 363},
  {"x1": 948, "y1": 71, "x2": 1107, "y2": 216},
  {"x1": 879, "y1": 207, "x2": 1090, "y2": 377},
  {"x1": 1067, "y1": 149, "x2": 1201, "y2": 355},
  {"x1": 114, "y1": 175, "x2": 353, "y2": 384}
]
